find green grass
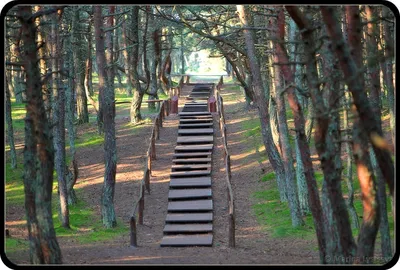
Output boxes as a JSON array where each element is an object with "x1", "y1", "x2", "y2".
[
  {"x1": 75, "y1": 132, "x2": 104, "y2": 148},
  {"x1": 51, "y1": 198, "x2": 129, "y2": 244},
  {"x1": 252, "y1": 186, "x2": 315, "y2": 239},
  {"x1": 261, "y1": 172, "x2": 275, "y2": 182}
]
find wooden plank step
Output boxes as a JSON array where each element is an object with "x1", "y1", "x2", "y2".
[
  {"x1": 170, "y1": 170, "x2": 211, "y2": 177},
  {"x1": 179, "y1": 115, "x2": 213, "y2": 119},
  {"x1": 172, "y1": 158, "x2": 212, "y2": 163},
  {"x1": 163, "y1": 224, "x2": 213, "y2": 233},
  {"x1": 179, "y1": 123, "x2": 213, "y2": 128},
  {"x1": 175, "y1": 144, "x2": 213, "y2": 151},
  {"x1": 171, "y1": 164, "x2": 211, "y2": 170},
  {"x1": 168, "y1": 188, "x2": 212, "y2": 199},
  {"x1": 179, "y1": 120, "x2": 213, "y2": 124},
  {"x1": 169, "y1": 177, "x2": 211, "y2": 188},
  {"x1": 167, "y1": 199, "x2": 213, "y2": 212},
  {"x1": 178, "y1": 128, "x2": 213, "y2": 134},
  {"x1": 177, "y1": 136, "x2": 213, "y2": 144},
  {"x1": 179, "y1": 112, "x2": 211, "y2": 116},
  {"x1": 166, "y1": 213, "x2": 213, "y2": 223},
  {"x1": 160, "y1": 234, "x2": 213, "y2": 247},
  {"x1": 183, "y1": 104, "x2": 208, "y2": 107},
  {"x1": 173, "y1": 152, "x2": 212, "y2": 158}
]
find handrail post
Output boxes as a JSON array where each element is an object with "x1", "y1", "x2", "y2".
[{"x1": 130, "y1": 216, "x2": 138, "y2": 248}]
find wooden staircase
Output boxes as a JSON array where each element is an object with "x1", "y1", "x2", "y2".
[{"x1": 160, "y1": 84, "x2": 215, "y2": 247}]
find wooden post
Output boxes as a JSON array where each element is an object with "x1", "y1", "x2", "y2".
[
  {"x1": 130, "y1": 216, "x2": 138, "y2": 248},
  {"x1": 229, "y1": 211, "x2": 235, "y2": 247},
  {"x1": 155, "y1": 117, "x2": 160, "y2": 140},
  {"x1": 151, "y1": 132, "x2": 156, "y2": 160},
  {"x1": 226, "y1": 154, "x2": 232, "y2": 179},
  {"x1": 144, "y1": 168, "x2": 150, "y2": 194},
  {"x1": 147, "y1": 153, "x2": 152, "y2": 177},
  {"x1": 165, "y1": 100, "x2": 170, "y2": 117},
  {"x1": 138, "y1": 183, "x2": 144, "y2": 225}
]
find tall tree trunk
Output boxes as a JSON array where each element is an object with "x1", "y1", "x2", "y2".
[
  {"x1": 65, "y1": 21, "x2": 78, "y2": 205},
  {"x1": 85, "y1": 16, "x2": 94, "y2": 97},
  {"x1": 148, "y1": 7, "x2": 160, "y2": 111},
  {"x1": 369, "y1": 147, "x2": 392, "y2": 262},
  {"x1": 130, "y1": 6, "x2": 149, "y2": 124},
  {"x1": 274, "y1": 62, "x2": 303, "y2": 227},
  {"x1": 19, "y1": 5, "x2": 62, "y2": 263},
  {"x1": 294, "y1": 132, "x2": 310, "y2": 215},
  {"x1": 49, "y1": 9, "x2": 70, "y2": 229},
  {"x1": 236, "y1": 5, "x2": 287, "y2": 210},
  {"x1": 286, "y1": 6, "x2": 356, "y2": 262},
  {"x1": 72, "y1": 7, "x2": 89, "y2": 124},
  {"x1": 320, "y1": 6, "x2": 394, "y2": 196},
  {"x1": 93, "y1": 6, "x2": 105, "y2": 134},
  {"x1": 94, "y1": 5, "x2": 117, "y2": 228},
  {"x1": 6, "y1": 77, "x2": 18, "y2": 169},
  {"x1": 343, "y1": 92, "x2": 359, "y2": 230},
  {"x1": 121, "y1": 8, "x2": 134, "y2": 97},
  {"x1": 382, "y1": 6, "x2": 395, "y2": 149}
]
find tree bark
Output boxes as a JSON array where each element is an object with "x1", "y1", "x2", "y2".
[
  {"x1": 48, "y1": 9, "x2": 70, "y2": 229},
  {"x1": 94, "y1": 5, "x2": 117, "y2": 228},
  {"x1": 19, "y1": 5, "x2": 62, "y2": 263},
  {"x1": 320, "y1": 6, "x2": 394, "y2": 196},
  {"x1": 5, "y1": 77, "x2": 18, "y2": 169},
  {"x1": 236, "y1": 5, "x2": 287, "y2": 209}
]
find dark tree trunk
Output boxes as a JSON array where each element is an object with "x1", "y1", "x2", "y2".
[
  {"x1": 94, "y1": 5, "x2": 118, "y2": 228},
  {"x1": 130, "y1": 6, "x2": 149, "y2": 124},
  {"x1": 48, "y1": 9, "x2": 70, "y2": 229},
  {"x1": 18, "y1": 5, "x2": 62, "y2": 264},
  {"x1": 93, "y1": 6, "x2": 105, "y2": 134},
  {"x1": 320, "y1": 6, "x2": 394, "y2": 196},
  {"x1": 286, "y1": 6, "x2": 357, "y2": 262},
  {"x1": 6, "y1": 77, "x2": 17, "y2": 169},
  {"x1": 236, "y1": 6, "x2": 287, "y2": 209}
]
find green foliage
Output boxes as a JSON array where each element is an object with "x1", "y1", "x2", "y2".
[
  {"x1": 5, "y1": 238, "x2": 29, "y2": 253},
  {"x1": 252, "y1": 187, "x2": 315, "y2": 239},
  {"x1": 5, "y1": 161, "x2": 24, "y2": 206},
  {"x1": 261, "y1": 172, "x2": 275, "y2": 182},
  {"x1": 52, "y1": 198, "x2": 129, "y2": 244}
]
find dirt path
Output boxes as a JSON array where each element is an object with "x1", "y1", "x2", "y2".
[{"x1": 5, "y1": 83, "x2": 320, "y2": 265}]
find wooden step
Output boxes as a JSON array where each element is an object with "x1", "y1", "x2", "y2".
[
  {"x1": 167, "y1": 199, "x2": 213, "y2": 212},
  {"x1": 179, "y1": 118, "x2": 213, "y2": 123},
  {"x1": 168, "y1": 188, "x2": 212, "y2": 200},
  {"x1": 180, "y1": 115, "x2": 213, "y2": 119},
  {"x1": 160, "y1": 234, "x2": 213, "y2": 247},
  {"x1": 163, "y1": 224, "x2": 213, "y2": 234},
  {"x1": 177, "y1": 136, "x2": 213, "y2": 144},
  {"x1": 179, "y1": 123, "x2": 213, "y2": 128},
  {"x1": 169, "y1": 177, "x2": 212, "y2": 188},
  {"x1": 178, "y1": 128, "x2": 213, "y2": 135},
  {"x1": 165, "y1": 213, "x2": 213, "y2": 223},
  {"x1": 179, "y1": 112, "x2": 211, "y2": 116},
  {"x1": 171, "y1": 164, "x2": 211, "y2": 171},
  {"x1": 175, "y1": 144, "x2": 213, "y2": 151},
  {"x1": 172, "y1": 158, "x2": 212, "y2": 163},
  {"x1": 184, "y1": 103, "x2": 208, "y2": 107},
  {"x1": 170, "y1": 170, "x2": 211, "y2": 177},
  {"x1": 173, "y1": 152, "x2": 212, "y2": 158}
]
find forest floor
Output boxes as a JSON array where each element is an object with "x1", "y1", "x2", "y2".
[{"x1": 4, "y1": 80, "x2": 394, "y2": 266}]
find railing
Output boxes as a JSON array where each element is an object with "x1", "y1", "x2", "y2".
[
  {"x1": 130, "y1": 98, "x2": 170, "y2": 248},
  {"x1": 214, "y1": 76, "x2": 235, "y2": 247}
]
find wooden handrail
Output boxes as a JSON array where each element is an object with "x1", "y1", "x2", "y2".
[{"x1": 215, "y1": 81, "x2": 235, "y2": 248}]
